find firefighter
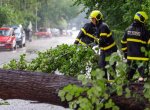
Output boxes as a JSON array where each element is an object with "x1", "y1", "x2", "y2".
[
  {"x1": 90, "y1": 10, "x2": 118, "y2": 79},
  {"x1": 74, "y1": 12, "x2": 99, "y2": 47},
  {"x1": 121, "y1": 11, "x2": 150, "y2": 81}
]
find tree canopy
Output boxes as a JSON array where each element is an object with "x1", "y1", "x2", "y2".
[
  {"x1": 1, "y1": 0, "x2": 150, "y2": 30},
  {"x1": 0, "y1": 0, "x2": 80, "y2": 30},
  {"x1": 74, "y1": 0, "x2": 150, "y2": 30}
]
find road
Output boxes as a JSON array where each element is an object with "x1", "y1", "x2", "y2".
[
  {"x1": 0, "y1": 32, "x2": 78, "y2": 110},
  {"x1": 0, "y1": 35, "x2": 76, "y2": 67}
]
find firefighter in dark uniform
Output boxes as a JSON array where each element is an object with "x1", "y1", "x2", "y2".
[
  {"x1": 121, "y1": 11, "x2": 149, "y2": 81},
  {"x1": 74, "y1": 13, "x2": 99, "y2": 47},
  {"x1": 90, "y1": 10, "x2": 118, "y2": 79}
]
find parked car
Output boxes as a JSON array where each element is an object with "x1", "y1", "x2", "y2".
[
  {"x1": 12, "y1": 25, "x2": 26, "y2": 48},
  {"x1": 0, "y1": 27, "x2": 17, "y2": 50},
  {"x1": 51, "y1": 28, "x2": 60, "y2": 37},
  {"x1": 34, "y1": 28, "x2": 52, "y2": 38}
]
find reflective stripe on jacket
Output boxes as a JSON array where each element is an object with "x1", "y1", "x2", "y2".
[
  {"x1": 121, "y1": 21, "x2": 150, "y2": 61},
  {"x1": 97, "y1": 21, "x2": 117, "y2": 52},
  {"x1": 74, "y1": 22, "x2": 98, "y2": 45}
]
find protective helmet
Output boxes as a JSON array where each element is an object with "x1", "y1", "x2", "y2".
[
  {"x1": 89, "y1": 10, "x2": 103, "y2": 21},
  {"x1": 134, "y1": 11, "x2": 148, "y2": 23}
]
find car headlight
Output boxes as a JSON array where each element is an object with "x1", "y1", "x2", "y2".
[{"x1": 7, "y1": 38, "x2": 12, "y2": 43}]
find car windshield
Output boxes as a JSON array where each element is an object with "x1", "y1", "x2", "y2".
[
  {"x1": 15, "y1": 33, "x2": 20, "y2": 36},
  {"x1": 0, "y1": 30, "x2": 10, "y2": 36}
]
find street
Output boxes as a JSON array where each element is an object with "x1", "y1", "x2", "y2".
[
  {"x1": 0, "y1": 33, "x2": 78, "y2": 110},
  {"x1": 0, "y1": 35, "x2": 76, "y2": 67}
]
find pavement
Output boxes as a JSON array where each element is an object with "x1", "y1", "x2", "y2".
[{"x1": 0, "y1": 99, "x2": 69, "y2": 110}]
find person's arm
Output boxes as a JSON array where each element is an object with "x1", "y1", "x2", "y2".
[
  {"x1": 98, "y1": 23, "x2": 113, "y2": 49},
  {"x1": 99, "y1": 24, "x2": 109, "y2": 46},
  {"x1": 74, "y1": 23, "x2": 90, "y2": 44},
  {"x1": 146, "y1": 29, "x2": 150, "y2": 44},
  {"x1": 74, "y1": 30, "x2": 84, "y2": 44}
]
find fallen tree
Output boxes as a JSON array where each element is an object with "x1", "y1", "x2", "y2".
[
  {"x1": 0, "y1": 68, "x2": 81, "y2": 107},
  {"x1": 0, "y1": 69, "x2": 149, "y2": 110}
]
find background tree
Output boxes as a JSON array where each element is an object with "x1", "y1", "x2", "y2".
[
  {"x1": 74, "y1": 0, "x2": 150, "y2": 30},
  {"x1": 0, "y1": 0, "x2": 80, "y2": 31},
  {"x1": 37, "y1": 0, "x2": 80, "y2": 29},
  {"x1": 0, "y1": 6, "x2": 16, "y2": 27}
]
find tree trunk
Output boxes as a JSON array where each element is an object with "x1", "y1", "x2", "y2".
[
  {"x1": 0, "y1": 69, "x2": 149, "y2": 110},
  {"x1": 0, "y1": 69, "x2": 81, "y2": 107},
  {"x1": 112, "y1": 82, "x2": 149, "y2": 110}
]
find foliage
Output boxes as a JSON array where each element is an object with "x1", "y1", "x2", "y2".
[
  {"x1": 2, "y1": 0, "x2": 150, "y2": 31},
  {"x1": 73, "y1": 0, "x2": 150, "y2": 30},
  {"x1": 3, "y1": 44, "x2": 96, "y2": 77},
  {"x1": 112, "y1": 30, "x2": 124, "y2": 50},
  {"x1": 59, "y1": 53, "x2": 150, "y2": 110},
  {"x1": 0, "y1": 0, "x2": 37, "y2": 27},
  {"x1": 0, "y1": 0, "x2": 80, "y2": 30},
  {"x1": 58, "y1": 52, "x2": 130, "y2": 110},
  {"x1": 144, "y1": 80, "x2": 150, "y2": 102},
  {"x1": 0, "y1": 6, "x2": 17, "y2": 27},
  {"x1": 41, "y1": 0, "x2": 80, "y2": 28},
  {"x1": 57, "y1": 17, "x2": 68, "y2": 30}
]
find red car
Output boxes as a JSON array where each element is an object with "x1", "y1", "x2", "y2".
[
  {"x1": 0, "y1": 27, "x2": 17, "y2": 50},
  {"x1": 34, "y1": 28, "x2": 52, "y2": 38}
]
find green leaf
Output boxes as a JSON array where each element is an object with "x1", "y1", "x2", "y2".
[
  {"x1": 125, "y1": 88, "x2": 131, "y2": 98},
  {"x1": 144, "y1": 108, "x2": 150, "y2": 110},
  {"x1": 66, "y1": 93, "x2": 73, "y2": 101},
  {"x1": 112, "y1": 106, "x2": 119, "y2": 110},
  {"x1": 116, "y1": 86, "x2": 123, "y2": 96},
  {"x1": 144, "y1": 83, "x2": 150, "y2": 89},
  {"x1": 58, "y1": 90, "x2": 66, "y2": 101},
  {"x1": 78, "y1": 74, "x2": 88, "y2": 85},
  {"x1": 105, "y1": 99, "x2": 114, "y2": 109}
]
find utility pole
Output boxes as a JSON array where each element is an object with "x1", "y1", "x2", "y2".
[{"x1": 35, "y1": 2, "x2": 38, "y2": 32}]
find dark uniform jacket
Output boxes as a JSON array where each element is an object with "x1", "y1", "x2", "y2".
[
  {"x1": 74, "y1": 22, "x2": 98, "y2": 46},
  {"x1": 121, "y1": 21, "x2": 150, "y2": 61},
  {"x1": 97, "y1": 21, "x2": 117, "y2": 54}
]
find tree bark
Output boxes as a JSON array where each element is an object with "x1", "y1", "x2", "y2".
[
  {"x1": 0, "y1": 69, "x2": 81, "y2": 107},
  {"x1": 112, "y1": 82, "x2": 149, "y2": 110},
  {"x1": 0, "y1": 69, "x2": 149, "y2": 110}
]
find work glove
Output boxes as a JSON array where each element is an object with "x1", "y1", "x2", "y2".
[{"x1": 88, "y1": 42, "x2": 97, "y2": 48}]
